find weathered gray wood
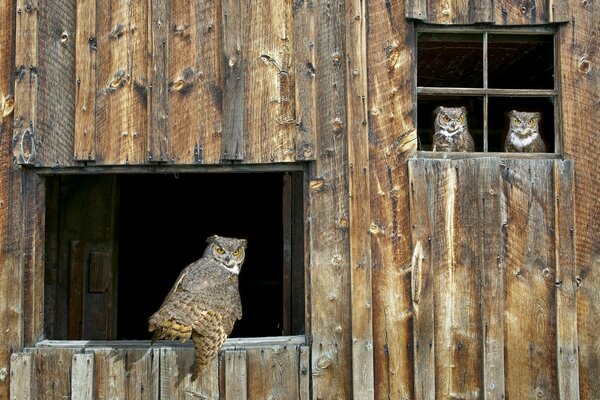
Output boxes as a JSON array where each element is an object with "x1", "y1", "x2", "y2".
[
  {"x1": 159, "y1": 347, "x2": 219, "y2": 400},
  {"x1": 221, "y1": 0, "x2": 244, "y2": 161},
  {"x1": 225, "y1": 350, "x2": 247, "y2": 400},
  {"x1": 502, "y1": 160, "x2": 558, "y2": 399},
  {"x1": 553, "y1": 160, "x2": 579, "y2": 400},
  {"x1": 31, "y1": 348, "x2": 74, "y2": 400},
  {"x1": 298, "y1": 346, "x2": 310, "y2": 400},
  {"x1": 246, "y1": 346, "x2": 299, "y2": 399},
  {"x1": 408, "y1": 159, "x2": 435, "y2": 400},
  {"x1": 74, "y1": 0, "x2": 96, "y2": 161},
  {"x1": 148, "y1": 0, "x2": 169, "y2": 162},
  {"x1": 417, "y1": 87, "x2": 558, "y2": 97},
  {"x1": 479, "y1": 159, "x2": 505, "y2": 400},
  {"x1": 71, "y1": 353, "x2": 94, "y2": 400},
  {"x1": 9, "y1": 353, "x2": 34, "y2": 400},
  {"x1": 367, "y1": 0, "x2": 417, "y2": 398}
]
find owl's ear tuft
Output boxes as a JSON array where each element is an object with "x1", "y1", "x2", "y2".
[
  {"x1": 206, "y1": 235, "x2": 220, "y2": 244},
  {"x1": 434, "y1": 106, "x2": 444, "y2": 115},
  {"x1": 239, "y1": 239, "x2": 248, "y2": 248}
]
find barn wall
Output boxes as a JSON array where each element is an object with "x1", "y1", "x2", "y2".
[{"x1": 1, "y1": 0, "x2": 600, "y2": 399}]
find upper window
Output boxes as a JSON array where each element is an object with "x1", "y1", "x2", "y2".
[{"x1": 416, "y1": 27, "x2": 558, "y2": 154}]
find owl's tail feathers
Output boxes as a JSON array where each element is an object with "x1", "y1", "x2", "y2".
[
  {"x1": 191, "y1": 328, "x2": 226, "y2": 381},
  {"x1": 148, "y1": 317, "x2": 193, "y2": 344}
]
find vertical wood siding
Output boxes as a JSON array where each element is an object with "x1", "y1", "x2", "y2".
[{"x1": 408, "y1": 158, "x2": 577, "y2": 399}]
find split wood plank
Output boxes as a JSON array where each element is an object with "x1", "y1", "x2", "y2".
[
  {"x1": 479, "y1": 159, "x2": 505, "y2": 400},
  {"x1": 221, "y1": 0, "x2": 244, "y2": 161},
  {"x1": 558, "y1": 5, "x2": 599, "y2": 398},
  {"x1": 553, "y1": 160, "x2": 579, "y2": 400},
  {"x1": 366, "y1": 0, "x2": 417, "y2": 398},
  {"x1": 92, "y1": 348, "x2": 159, "y2": 400},
  {"x1": 148, "y1": 0, "x2": 169, "y2": 162},
  {"x1": 408, "y1": 159, "x2": 435, "y2": 400},
  {"x1": 74, "y1": 0, "x2": 97, "y2": 161},
  {"x1": 502, "y1": 160, "x2": 558, "y2": 399},
  {"x1": 167, "y1": 0, "x2": 222, "y2": 164},
  {"x1": 13, "y1": 0, "x2": 39, "y2": 166},
  {"x1": 308, "y1": 0, "x2": 352, "y2": 398},
  {"x1": 346, "y1": 0, "x2": 374, "y2": 397},
  {"x1": 9, "y1": 353, "x2": 34, "y2": 400},
  {"x1": 292, "y1": 0, "x2": 317, "y2": 161},
  {"x1": 242, "y1": 0, "x2": 295, "y2": 163},
  {"x1": 159, "y1": 346, "x2": 219, "y2": 400},
  {"x1": 96, "y1": 0, "x2": 148, "y2": 165},
  {"x1": 71, "y1": 353, "x2": 95, "y2": 400},
  {"x1": 224, "y1": 350, "x2": 247, "y2": 400},
  {"x1": 246, "y1": 346, "x2": 299, "y2": 399},
  {"x1": 31, "y1": 348, "x2": 75, "y2": 400}
]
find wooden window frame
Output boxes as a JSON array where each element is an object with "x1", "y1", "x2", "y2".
[
  {"x1": 415, "y1": 25, "x2": 561, "y2": 158},
  {"x1": 40, "y1": 164, "x2": 309, "y2": 348}
]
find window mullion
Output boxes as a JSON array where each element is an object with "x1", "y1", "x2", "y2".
[{"x1": 483, "y1": 31, "x2": 488, "y2": 152}]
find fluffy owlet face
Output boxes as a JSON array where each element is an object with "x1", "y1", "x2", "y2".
[
  {"x1": 205, "y1": 235, "x2": 247, "y2": 275},
  {"x1": 434, "y1": 106, "x2": 467, "y2": 136},
  {"x1": 509, "y1": 110, "x2": 541, "y2": 138}
]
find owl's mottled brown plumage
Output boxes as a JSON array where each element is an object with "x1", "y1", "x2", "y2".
[
  {"x1": 432, "y1": 106, "x2": 475, "y2": 152},
  {"x1": 504, "y1": 110, "x2": 546, "y2": 153},
  {"x1": 149, "y1": 235, "x2": 247, "y2": 380}
]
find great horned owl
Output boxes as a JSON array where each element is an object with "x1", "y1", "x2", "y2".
[
  {"x1": 504, "y1": 110, "x2": 546, "y2": 152},
  {"x1": 433, "y1": 106, "x2": 475, "y2": 152},
  {"x1": 148, "y1": 235, "x2": 247, "y2": 380}
]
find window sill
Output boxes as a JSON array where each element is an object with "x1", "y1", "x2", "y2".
[{"x1": 415, "y1": 151, "x2": 563, "y2": 160}]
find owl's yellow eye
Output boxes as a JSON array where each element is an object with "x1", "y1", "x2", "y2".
[
  {"x1": 527, "y1": 118, "x2": 535, "y2": 126},
  {"x1": 456, "y1": 116, "x2": 463, "y2": 123},
  {"x1": 233, "y1": 249, "x2": 240, "y2": 257},
  {"x1": 513, "y1": 117, "x2": 520, "y2": 124},
  {"x1": 442, "y1": 115, "x2": 451, "y2": 123},
  {"x1": 215, "y1": 246, "x2": 225, "y2": 254}
]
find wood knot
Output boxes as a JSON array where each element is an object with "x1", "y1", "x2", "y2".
[
  {"x1": 309, "y1": 178, "x2": 325, "y2": 192},
  {"x1": 578, "y1": 58, "x2": 591, "y2": 74},
  {"x1": 107, "y1": 70, "x2": 129, "y2": 92},
  {"x1": 110, "y1": 23, "x2": 126, "y2": 39},
  {"x1": 173, "y1": 24, "x2": 189, "y2": 37},
  {"x1": 331, "y1": 117, "x2": 343, "y2": 134},
  {"x1": 60, "y1": 31, "x2": 69, "y2": 45},
  {"x1": 331, "y1": 51, "x2": 342, "y2": 65},
  {"x1": 519, "y1": 6, "x2": 528, "y2": 14},
  {"x1": 2, "y1": 96, "x2": 14, "y2": 118}
]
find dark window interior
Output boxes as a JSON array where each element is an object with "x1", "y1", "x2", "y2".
[
  {"x1": 417, "y1": 31, "x2": 556, "y2": 153},
  {"x1": 44, "y1": 172, "x2": 305, "y2": 341}
]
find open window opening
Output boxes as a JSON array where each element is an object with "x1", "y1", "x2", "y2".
[
  {"x1": 44, "y1": 171, "x2": 306, "y2": 342},
  {"x1": 416, "y1": 27, "x2": 557, "y2": 154}
]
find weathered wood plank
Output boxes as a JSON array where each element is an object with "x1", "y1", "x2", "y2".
[
  {"x1": 298, "y1": 346, "x2": 310, "y2": 400},
  {"x1": 167, "y1": 0, "x2": 222, "y2": 164},
  {"x1": 74, "y1": 0, "x2": 97, "y2": 161},
  {"x1": 159, "y1": 347, "x2": 219, "y2": 400},
  {"x1": 494, "y1": 0, "x2": 549, "y2": 25},
  {"x1": 148, "y1": 0, "x2": 169, "y2": 162},
  {"x1": 308, "y1": 0, "x2": 352, "y2": 398},
  {"x1": 32, "y1": 348, "x2": 75, "y2": 400},
  {"x1": 71, "y1": 353, "x2": 94, "y2": 400},
  {"x1": 502, "y1": 160, "x2": 558, "y2": 399},
  {"x1": 554, "y1": 160, "x2": 579, "y2": 400},
  {"x1": 9, "y1": 353, "x2": 34, "y2": 399},
  {"x1": 366, "y1": 0, "x2": 417, "y2": 398},
  {"x1": 479, "y1": 159, "x2": 505, "y2": 400},
  {"x1": 405, "y1": 0, "x2": 427, "y2": 20},
  {"x1": 246, "y1": 346, "x2": 298, "y2": 399},
  {"x1": 13, "y1": 0, "x2": 39, "y2": 166},
  {"x1": 221, "y1": 0, "x2": 244, "y2": 161},
  {"x1": 408, "y1": 159, "x2": 435, "y2": 400},
  {"x1": 292, "y1": 0, "x2": 317, "y2": 161},
  {"x1": 242, "y1": 0, "x2": 295, "y2": 163},
  {"x1": 548, "y1": 0, "x2": 570, "y2": 23},
  {"x1": 346, "y1": 0, "x2": 374, "y2": 397},
  {"x1": 427, "y1": 0, "x2": 471, "y2": 24},
  {"x1": 96, "y1": 0, "x2": 148, "y2": 165},
  {"x1": 92, "y1": 348, "x2": 158, "y2": 400},
  {"x1": 470, "y1": 0, "x2": 495, "y2": 23},
  {"x1": 224, "y1": 350, "x2": 247, "y2": 400},
  {"x1": 559, "y1": 5, "x2": 600, "y2": 398}
]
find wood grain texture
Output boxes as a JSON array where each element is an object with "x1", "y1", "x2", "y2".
[
  {"x1": 308, "y1": 0, "x2": 352, "y2": 398},
  {"x1": 408, "y1": 159, "x2": 435, "y2": 400},
  {"x1": 96, "y1": 0, "x2": 148, "y2": 165},
  {"x1": 167, "y1": 0, "x2": 222, "y2": 164},
  {"x1": 246, "y1": 346, "x2": 299, "y2": 399},
  {"x1": 493, "y1": 0, "x2": 549, "y2": 25},
  {"x1": 366, "y1": 0, "x2": 417, "y2": 398},
  {"x1": 242, "y1": 0, "x2": 295, "y2": 163},
  {"x1": 553, "y1": 160, "x2": 579, "y2": 400},
  {"x1": 559, "y1": 4, "x2": 600, "y2": 398},
  {"x1": 159, "y1": 347, "x2": 219, "y2": 400},
  {"x1": 74, "y1": 0, "x2": 97, "y2": 161},
  {"x1": 502, "y1": 160, "x2": 558, "y2": 400},
  {"x1": 31, "y1": 348, "x2": 75, "y2": 400},
  {"x1": 9, "y1": 353, "x2": 34, "y2": 399},
  {"x1": 36, "y1": 0, "x2": 76, "y2": 166},
  {"x1": 92, "y1": 348, "x2": 158, "y2": 400},
  {"x1": 71, "y1": 353, "x2": 95, "y2": 400},
  {"x1": 225, "y1": 350, "x2": 247, "y2": 400},
  {"x1": 292, "y1": 1, "x2": 317, "y2": 161},
  {"x1": 148, "y1": 0, "x2": 169, "y2": 163},
  {"x1": 345, "y1": 0, "x2": 374, "y2": 397}
]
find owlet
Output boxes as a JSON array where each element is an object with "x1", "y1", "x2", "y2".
[
  {"x1": 432, "y1": 106, "x2": 475, "y2": 152},
  {"x1": 504, "y1": 110, "x2": 546, "y2": 153},
  {"x1": 149, "y1": 235, "x2": 247, "y2": 380}
]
